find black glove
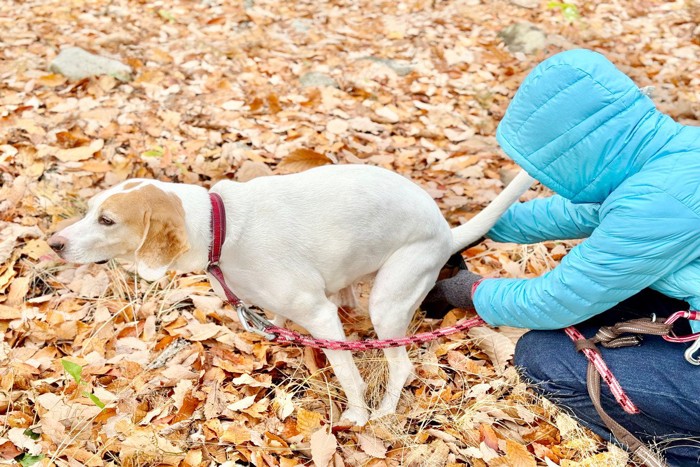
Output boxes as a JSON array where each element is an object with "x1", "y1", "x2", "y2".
[{"x1": 422, "y1": 266, "x2": 483, "y2": 318}]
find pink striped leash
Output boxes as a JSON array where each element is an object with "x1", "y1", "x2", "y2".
[
  {"x1": 564, "y1": 325, "x2": 639, "y2": 414},
  {"x1": 266, "y1": 315, "x2": 486, "y2": 350}
]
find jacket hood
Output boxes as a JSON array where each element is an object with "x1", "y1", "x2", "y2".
[{"x1": 496, "y1": 49, "x2": 680, "y2": 203}]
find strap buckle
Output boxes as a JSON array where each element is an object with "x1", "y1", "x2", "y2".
[{"x1": 236, "y1": 303, "x2": 277, "y2": 340}]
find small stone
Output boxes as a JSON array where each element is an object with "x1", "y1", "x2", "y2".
[
  {"x1": 49, "y1": 47, "x2": 133, "y2": 82},
  {"x1": 498, "y1": 23, "x2": 548, "y2": 54},
  {"x1": 299, "y1": 72, "x2": 339, "y2": 88},
  {"x1": 361, "y1": 57, "x2": 414, "y2": 77}
]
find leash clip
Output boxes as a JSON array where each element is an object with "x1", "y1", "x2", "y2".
[
  {"x1": 663, "y1": 311, "x2": 700, "y2": 343},
  {"x1": 236, "y1": 303, "x2": 277, "y2": 340},
  {"x1": 662, "y1": 311, "x2": 700, "y2": 365},
  {"x1": 685, "y1": 338, "x2": 700, "y2": 366}
]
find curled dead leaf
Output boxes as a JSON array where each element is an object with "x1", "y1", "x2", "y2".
[
  {"x1": 480, "y1": 423, "x2": 500, "y2": 451},
  {"x1": 277, "y1": 148, "x2": 332, "y2": 174}
]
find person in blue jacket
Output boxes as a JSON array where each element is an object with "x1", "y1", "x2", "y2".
[{"x1": 424, "y1": 49, "x2": 700, "y2": 466}]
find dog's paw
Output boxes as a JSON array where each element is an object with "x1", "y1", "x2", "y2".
[{"x1": 340, "y1": 407, "x2": 369, "y2": 427}]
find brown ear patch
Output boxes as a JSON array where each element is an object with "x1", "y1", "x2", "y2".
[{"x1": 101, "y1": 184, "x2": 189, "y2": 268}]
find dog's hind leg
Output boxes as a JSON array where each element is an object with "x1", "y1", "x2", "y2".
[
  {"x1": 367, "y1": 243, "x2": 447, "y2": 419},
  {"x1": 291, "y1": 295, "x2": 369, "y2": 426}
]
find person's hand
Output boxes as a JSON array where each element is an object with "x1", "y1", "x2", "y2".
[{"x1": 422, "y1": 268, "x2": 483, "y2": 318}]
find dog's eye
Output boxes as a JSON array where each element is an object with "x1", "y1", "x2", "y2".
[{"x1": 98, "y1": 215, "x2": 115, "y2": 226}]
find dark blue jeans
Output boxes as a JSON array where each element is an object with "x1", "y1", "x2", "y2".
[{"x1": 514, "y1": 289, "x2": 700, "y2": 466}]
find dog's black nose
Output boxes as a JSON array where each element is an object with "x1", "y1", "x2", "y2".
[{"x1": 48, "y1": 235, "x2": 67, "y2": 252}]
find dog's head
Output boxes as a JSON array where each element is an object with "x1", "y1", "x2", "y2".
[{"x1": 48, "y1": 180, "x2": 190, "y2": 281}]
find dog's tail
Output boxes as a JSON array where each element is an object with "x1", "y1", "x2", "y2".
[{"x1": 450, "y1": 170, "x2": 534, "y2": 253}]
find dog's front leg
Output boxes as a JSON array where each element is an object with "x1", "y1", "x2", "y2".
[
  {"x1": 321, "y1": 348, "x2": 368, "y2": 425},
  {"x1": 293, "y1": 298, "x2": 369, "y2": 426}
]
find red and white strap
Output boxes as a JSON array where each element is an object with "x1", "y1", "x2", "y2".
[
  {"x1": 265, "y1": 316, "x2": 486, "y2": 351},
  {"x1": 564, "y1": 326, "x2": 639, "y2": 414}
]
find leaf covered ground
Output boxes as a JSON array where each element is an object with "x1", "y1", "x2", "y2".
[{"x1": 1, "y1": 0, "x2": 699, "y2": 465}]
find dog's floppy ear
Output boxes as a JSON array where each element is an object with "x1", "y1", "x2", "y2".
[{"x1": 134, "y1": 186, "x2": 190, "y2": 281}]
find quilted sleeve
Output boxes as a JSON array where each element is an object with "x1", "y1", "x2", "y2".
[
  {"x1": 473, "y1": 190, "x2": 700, "y2": 329},
  {"x1": 488, "y1": 195, "x2": 600, "y2": 244}
]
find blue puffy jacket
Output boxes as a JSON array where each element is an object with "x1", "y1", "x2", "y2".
[{"x1": 473, "y1": 49, "x2": 700, "y2": 333}]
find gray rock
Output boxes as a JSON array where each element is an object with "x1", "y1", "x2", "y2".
[
  {"x1": 299, "y1": 72, "x2": 339, "y2": 88},
  {"x1": 49, "y1": 47, "x2": 133, "y2": 82},
  {"x1": 361, "y1": 57, "x2": 414, "y2": 77},
  {"x1": 498, "y1": 23, "x2": 548, "y2": 54}
]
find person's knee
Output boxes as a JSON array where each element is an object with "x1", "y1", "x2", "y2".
[
  {"x1": 513, "y1": 331, "x2": 544, "y2": 381},
  {"x1": 514, "y1": 330, "x2": 584, "y2": 394}
]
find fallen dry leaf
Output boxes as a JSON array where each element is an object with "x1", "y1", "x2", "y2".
[
  {"x1": 504, "y1": 439, "x2": 537, "y2": 467},
  {"x1": 0, "y1": 440, "x2": 22, "y2": 459},
  {"x1": 480, "y1": 423, "x2": 500, "y2": 452},
  {"x1": 54, "y1": 139, "x2": 104, "y2": 162},
  {"x1": 310, "y1": 428, "x2": 337, "y2": 467},
  {"x1": 296, "y1": 407, "x2": 324, "y2": 436},
  {"x1": 236, "y1": 160, "x2": 274, "y2": 182},
  {"x1": 357, "y1": 432, "x2": 387, "y2": 459},
  {"x1": 277, "y1": 148, "x2": 333, "y2": 174},
  {"x1": 468, "y1": 326, "x2": 516, "y2": 372}
]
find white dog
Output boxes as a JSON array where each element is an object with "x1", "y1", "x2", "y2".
[{"x1": 49, "y1": 164, "x2": 533, "y2": 425}]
